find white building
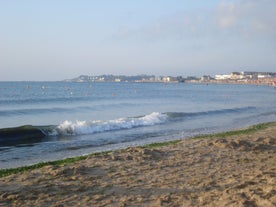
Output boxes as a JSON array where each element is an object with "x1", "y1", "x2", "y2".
[{"x1": 215, "y1": 74, "x2": 231, "y2": 80}]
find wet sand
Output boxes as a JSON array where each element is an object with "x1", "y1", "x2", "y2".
[{"x1": 1, "y1": 123, "x2": 276, "y2": 207}]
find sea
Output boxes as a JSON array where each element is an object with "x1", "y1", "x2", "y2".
[{"x1": 1, "y1": 81, "x2": 276, "y2": 169}]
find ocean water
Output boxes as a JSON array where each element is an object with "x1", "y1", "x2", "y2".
[{"x1": 0, "y1": 81, "x2": 276, "y2": 169}]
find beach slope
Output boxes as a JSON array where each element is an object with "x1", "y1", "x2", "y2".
[{"x1": 1, "y1": 123, "x2": 276, "y2": 207}]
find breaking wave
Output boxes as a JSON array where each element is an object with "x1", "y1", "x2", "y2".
[
  {"x1": 0, "y1": 107, "x2": 256, "y2": 147},
  {"x1": 51, "y1": 112, "x2": 167, "y2": 136}
]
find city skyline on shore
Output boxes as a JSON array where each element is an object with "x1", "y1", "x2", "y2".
[{"x1": 64, "y1": 71, "x2": 276, "y2": 84}]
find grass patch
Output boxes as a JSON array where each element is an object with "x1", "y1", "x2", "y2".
[
  {"x1": 0, "y1": 150, "x2": 112, "y2": 178},
  {"x1": 142, "y1": 140, "x2": 181, "y2": 148},
  {"x1": 193, "y1": 122, "x2": 274, "y2": 139},
  {"x1": 0, "y1": 155, "x2": 88, "y2": 178}
]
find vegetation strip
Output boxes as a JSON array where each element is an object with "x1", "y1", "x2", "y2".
[
  {"x1": 193, "y1": 122, "x2": 273, "y2": 139},
  {"x1": 0, "y1": 151, "x2": 111, "y2": 178},
  {"x1": 0, "y1": 122, "x2": 273, "y2": 178}
]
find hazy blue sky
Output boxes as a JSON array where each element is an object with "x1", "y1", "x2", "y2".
[{"x1": 1, "y1": 0, "x2": 275, "y2": 81}]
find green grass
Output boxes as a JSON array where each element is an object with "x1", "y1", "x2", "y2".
[
  {"x1": 0, "y1": 155, "x2": 89, "y2": 178},
  {"x1": 0, "y1": 122, "x2": 274, "y2": 178},
  {"x1": 193, "y1": 122, "x2": 274, "y2": 139},
  {"x1": 142, "y1": 140, "x2": 181, "y2": 148},
  {"x1": 0, "y1": 151, "x2": 112, "y2": 178}
]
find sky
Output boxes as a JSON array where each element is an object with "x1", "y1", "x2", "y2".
[{"x1": 0, "y1": 0, "x2": 276, "y2": 81}]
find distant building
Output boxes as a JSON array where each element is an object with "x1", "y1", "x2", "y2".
[
  {"x1": 230, "y1": 72, "x2": 243, "y2": 80},
  {"x1": 241, "y1": 72, "x2": 258, "y2": 79},
  {"x1": 200, "y1": 75, "x2": 213, "y2": 81},
  {"x1": 215, "y1": 74, "x2": 231, "y2": 80},
  {"x1": 162, "y1": 76, "x2": 171, "y2": 82}
]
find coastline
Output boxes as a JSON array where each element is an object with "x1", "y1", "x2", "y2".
[{"x1": 0, "y1": 122, "x2": 275, "y2": 206}]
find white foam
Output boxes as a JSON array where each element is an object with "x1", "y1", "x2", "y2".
[{"x1": 51, "y1": 112, "x2": 167, "y2": 136}]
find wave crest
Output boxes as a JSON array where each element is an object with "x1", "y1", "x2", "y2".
[{"x1": 52, "y1": 112, "x2": 168, "y2": 136}]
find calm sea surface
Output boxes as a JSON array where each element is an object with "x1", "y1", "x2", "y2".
[{"x1": 1, "y1": 81, "x2": 276, "y2": 168}]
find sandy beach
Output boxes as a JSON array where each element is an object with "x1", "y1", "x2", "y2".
[{"x1": 0, "y1": 123, "x2": 275, "y2": 207}]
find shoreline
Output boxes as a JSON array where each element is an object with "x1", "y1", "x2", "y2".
[
  {"x1": 0, "y1": 122, "x2": 271, "y2": 175},
  {"x1": 1, "y1": 122, "x2": 275, "y2": 206}
]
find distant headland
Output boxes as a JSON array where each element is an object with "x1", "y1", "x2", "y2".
[{"x1": 64, "y1": 71, "x2": 276, "y2": 87}]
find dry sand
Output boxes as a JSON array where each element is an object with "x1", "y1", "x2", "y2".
[{"x1": 1, "y1": 124, "x2": 276, "y2": 207}]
